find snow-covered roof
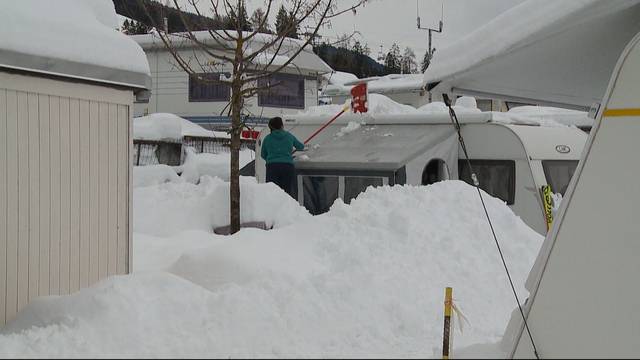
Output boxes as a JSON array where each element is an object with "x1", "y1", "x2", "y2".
[
  {"x1": 322, "y1": 74, "x2": 424, "y2": 97},
  {"x1": 294, "y1": 123, "x2": 456, "y2": 171},
  {"x1": 424, "y1": 0, "x2": 640, "y2": 111},
  {"x1": 0, "y1": 0, "x2": 151, "y2": 90},
  {"x1": 132, "y1": 32, "x2": 332, "y2": 74},
  {"x1": 323, "y1": 71, "x2": 358, "y2": 85},
  {"x1": 134, "y1": 113, "x2": 229, "y2": 141}
]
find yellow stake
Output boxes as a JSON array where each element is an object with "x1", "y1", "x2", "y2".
[{"x1": 443, "y1": 287, "x2": 453, "y2": 359}]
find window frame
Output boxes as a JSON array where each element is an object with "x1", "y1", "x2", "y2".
[
  {"x1": 294, "y1": 168, "x2": 403, "y2": 214},
  {"x1": 188, "y1": 73, "x2": 231, "y2": 103},
  {"x1": 458, "y1": 159, "x2": 516, "y2": 205}
]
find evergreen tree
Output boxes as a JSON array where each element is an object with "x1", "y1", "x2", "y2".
[
  {"x1": 384, "y1": 43, "x2": 401, "y2": 73},
  {"x1": 275, "y1": 5, "x2": 299, "y2": 39},
  {"x1": 224, "y1": 1, "x2": 250, "y2": 31},
  {"x1": 121, "y1": 18, "x2": 149, "y2": 35},
  {"x1": 250, "y1": 8, "x2": 271, "y2": 33},
  {"x1": 275, "y1": 6, "x2": 288, "y2": 35},
  {"x1": 401, "y1": 47, "x2": 417, "y2": 73}
]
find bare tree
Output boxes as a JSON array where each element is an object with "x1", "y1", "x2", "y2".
[{"x1": 140, "y1": 0, "x2": 369, "y2": 234}]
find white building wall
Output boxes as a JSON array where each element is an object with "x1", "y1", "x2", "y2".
[
  {"x1": 0, "y1": 72, "x2": 132, "y2": 326},
  {"x1": 134, "y1": 49, "x2": 320, "y2": 122}
]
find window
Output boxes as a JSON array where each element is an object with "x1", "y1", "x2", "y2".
[
  {"x1": 302, "y1": 176, "x2": 339, "y2": 215},
  {"x1": 344, "y1": 177, "x2": 384, "y2": 204},
  {"x1": 542, "y1": 160, "x2": 579, "y2": 196},
  {"x1": 476, "y1": 99, "x2": 493, "y2": 112},
  {"x1": 422, "y1": 159, "x2": 449, "y2": 186},
  {"x1": 459, "y1": 160, "x2": 516, "y2": 205},
  {"x1": 189, "y1": 73, "x2": 231, "y2": 102},
  {"x1": 258, "y1": 73, "x2": 305, "y2": 109}
]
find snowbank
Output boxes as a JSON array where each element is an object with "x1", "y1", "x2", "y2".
[
  {"x1": 0, "y1": 181, "x2": 542, "y2": 357},
  {"x1": 133, "y1": 113, "x2": 229, "y2": 141},
  {"x1": 133, "y1": 165, "x2": 181, "y2": 188},
  {"x1": 133, "y1": 176, "x2": 308, "y2": 237},
  {"x1": 0, "y1": 0, "x2": 149, "y2": 75},
  {"x1": 179, "y1": 148, "x2": 255, "y2": 183}
]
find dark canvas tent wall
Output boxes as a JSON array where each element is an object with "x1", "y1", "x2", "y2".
[
  {"x1": 424, "y1": 0, "x2": 640, "y2": 111},
  {"x1": 0, "y1": 0, "x2": 150, "y2": 326}
]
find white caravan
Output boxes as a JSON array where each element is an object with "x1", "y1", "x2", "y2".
[{"x1": 255, "y1": 111, "x2": 587, "y2": 235}]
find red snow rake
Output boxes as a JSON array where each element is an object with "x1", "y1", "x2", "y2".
[{"x1": 299, "y1": 82, "x2": 368, "y2": 146}]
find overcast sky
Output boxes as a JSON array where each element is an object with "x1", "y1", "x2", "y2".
[{"x1": 164, "y1": 0, "x2": 525, "y2": 58}]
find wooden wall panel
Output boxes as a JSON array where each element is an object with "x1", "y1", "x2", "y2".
[
  {"x1": 0, "y1": 89, "x2": 6, "y2": 325},
  {"x1": 69, "y1": 99, "x2": 81, "y2": 293},
  {"x1": 27, "y1": 92, "x2": 39, "y2": 302},
  {"x1": 16, "y1": 92, "x2": 29, "y2": 312},
  {"x1": 98, "y1": 103, "x2": 109, "y2": 279},
  {"x1": 79, "y1": 100, "x2": 90, "y2": 289},
  {"x1": 5, "y1": 90, "x2": 19, "y2": 321},
  {"x1": 59, "y1": 97, "x2": 71, "y2": 295},
  {"x1": 108, "y1": 104, "x2": 118, "y2": 276},
  {"x1": 1, "y1": 73, "x2": 132, "y2": 326},
  {"x1": 49, "y1": 96, "x2": 61, "y2": 296}
]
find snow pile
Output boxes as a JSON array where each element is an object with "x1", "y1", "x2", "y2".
[
  {"x1": 335, "y1": 121, "x2": 362, "y2": 137},
  {"x1": 366, "y1": 93, "x2": 419, "y2": 114},
  {"x1": 0, "y1": 0, "x2": 149, "y2": 75},
  {"x1": 505, "y1": 106, "x2": 592, "y2": 128},
  {"x1": 367, "y1": 74, "x2": 424, "y2": 92},
  {"x1": 0, "y1": 181, "x2": 542, "y2": 357},
  {"x1": 418, "y1": 97, "x2": 481, "y2": 115},
  {"x1": 179, "y1": 148, "x2": 255, "y2": 183},
  {"x1": 133, "y1": 176, "x2": 307, "y2": 237},
  {"x1": 133, "y1": 165, "x2": 181, "y2": 188},
  {"x1": 323, "y1": 71, "x2": 358, "y2": 85},
  {"x1": 133, "y1": 113, "x2": 229, "y2": 141}
]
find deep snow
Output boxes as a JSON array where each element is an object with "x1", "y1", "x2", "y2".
[{"x1": 0, "y1": 171, "x2": 543, "y2": 358}]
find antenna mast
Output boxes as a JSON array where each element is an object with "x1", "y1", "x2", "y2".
[{"x1": 417, "y1": 0, "x2": 444, "y2": 64}]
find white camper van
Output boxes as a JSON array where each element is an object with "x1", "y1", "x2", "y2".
[{"x1": 255, "y1": 111, "x2": 587, "y2": 235}]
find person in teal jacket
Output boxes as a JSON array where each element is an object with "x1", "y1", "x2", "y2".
[{"x1": 261, "y1": 117, "x2": 304, "y2": 197}]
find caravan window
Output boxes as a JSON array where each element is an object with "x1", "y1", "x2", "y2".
[
  {"x1": 344, "y1": 177, "x2": 384, "y2": 204},
  {"x1": 458, "y1": 160, "x2": 516, "y2": 205},
  {"x1": 542, "y1": 160, "x2": 579, "y2": 196},
  {"x1": 258, "y1": 73, "x2": 305, "y2": 109},
  {"x1": 302, "y1": 176, "x2": 339, "y2": 215},
  {"x1": 189, "y1": 73, "x2": 231, "y2": 102}
]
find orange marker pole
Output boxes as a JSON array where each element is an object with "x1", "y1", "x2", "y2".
[{"x1": 442, "y1": 287, "x2": 453, "y2": 359}]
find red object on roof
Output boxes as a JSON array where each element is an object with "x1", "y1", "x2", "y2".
[{"x1": 350, "y1": 83, "x2": 368, "y2": 114}]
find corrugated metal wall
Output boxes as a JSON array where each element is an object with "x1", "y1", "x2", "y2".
[{"x1": 0, "y1": 72, "x2": 132, "y2": 326}]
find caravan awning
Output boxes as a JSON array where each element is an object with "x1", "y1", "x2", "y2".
[
  {"x1": 424, "y1": 0, "x2": 640, "y2": 111},
  {"x1": 291, "y1": 123, "x2": 456, "y2": 172}
]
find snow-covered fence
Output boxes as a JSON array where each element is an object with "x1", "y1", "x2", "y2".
[{"x1": 133, "y1": 136, "x2": 255, "y2": 167}]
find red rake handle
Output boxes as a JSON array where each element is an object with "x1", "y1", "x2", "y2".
[{"x1": 303, "y1": 108, "x2": 347, "y2": 145}]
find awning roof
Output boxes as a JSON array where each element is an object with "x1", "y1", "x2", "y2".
[
  {"x1": 290, "y1": 123, "x2": 456, "y2": 171},
  {"x1": 0, "y1": 0, "x2": 151, "y2": 90},
  {"x1": 424, "y1": 0, "x2": 640, "y2": 111}
]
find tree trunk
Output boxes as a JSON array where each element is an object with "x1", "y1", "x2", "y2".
[{"x1": 229, "y1": 83, "x2": 242, "y2": 234}]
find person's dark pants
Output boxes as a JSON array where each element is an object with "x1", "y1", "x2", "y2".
[{"x1": 266, "y1": 163, "x2": 296, "y2": 198}]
